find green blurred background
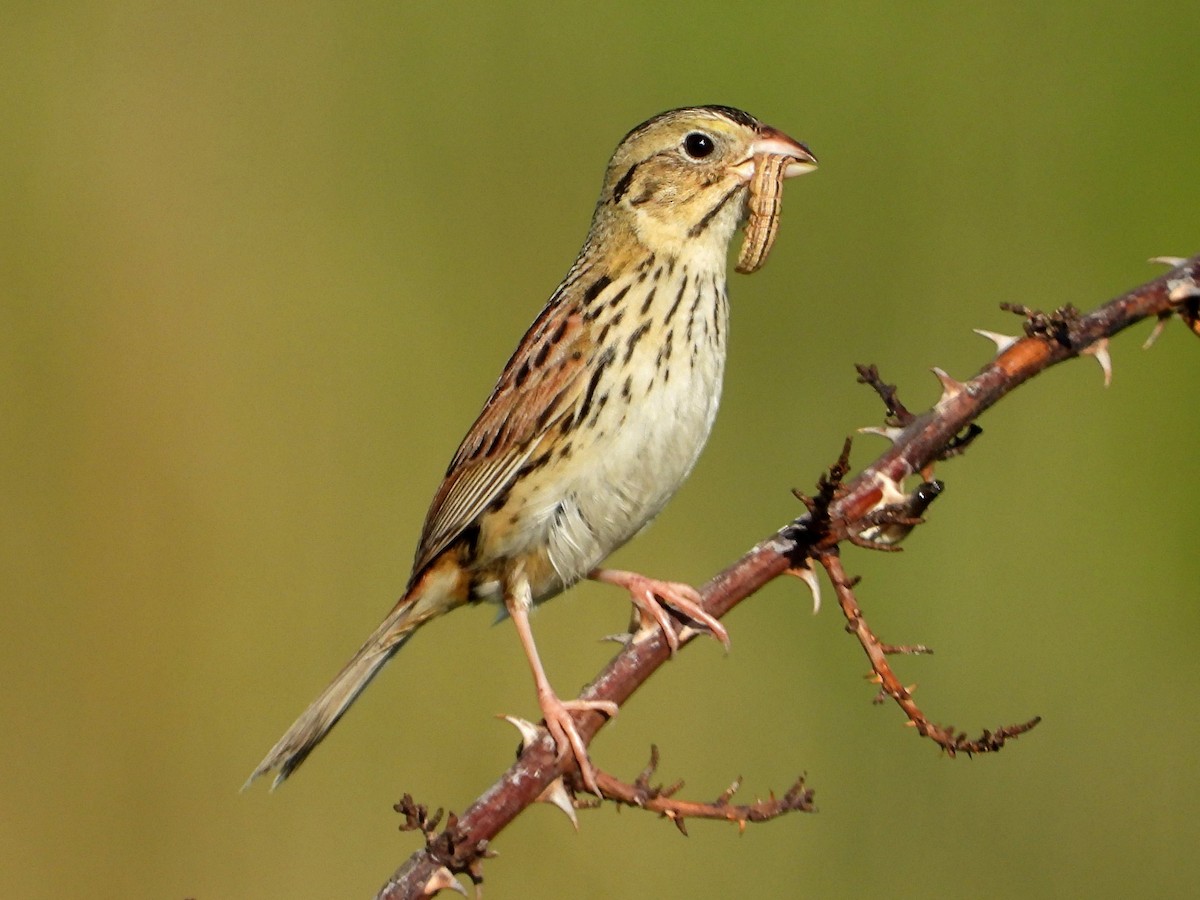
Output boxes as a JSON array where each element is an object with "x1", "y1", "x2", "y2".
[{"x1": 3, "y1": 3, "x2": 1197, "y2": 898}]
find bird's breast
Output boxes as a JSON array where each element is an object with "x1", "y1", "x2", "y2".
[{"x1": 486, "y1": 258, "x2": 730, "y2": 600}]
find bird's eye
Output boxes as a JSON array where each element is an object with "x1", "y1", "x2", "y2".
[{"x1": 682, "y1": 132, "x2": 716, "y2": 159}]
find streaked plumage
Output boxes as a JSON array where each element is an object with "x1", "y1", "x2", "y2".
[{"x1": 248, "y1": 105, "x2": 816, "y2": 792}]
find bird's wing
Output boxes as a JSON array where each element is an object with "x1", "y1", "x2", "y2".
[{"x1": 410, "y1": 298, "x2": 593, "y2": 576}]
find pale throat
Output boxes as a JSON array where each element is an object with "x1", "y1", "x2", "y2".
[{"x1": 629, "y1": 184, "x2": 749, "y2": 268}]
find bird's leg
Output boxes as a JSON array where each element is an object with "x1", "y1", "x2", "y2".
[
  {"x1": 590, "y1": 568, "x2": 730, "y2": 655},
  {"x1": 504, "y1": 569, "x2": 617, "y2": 796}
]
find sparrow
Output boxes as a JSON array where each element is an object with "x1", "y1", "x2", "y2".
[{"x1": 248, "y1": 105, "x2": 816, "y2": 793}]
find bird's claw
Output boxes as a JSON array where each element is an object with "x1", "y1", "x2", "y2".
[
  {"x1": 592, "y1": 568, "x2": 730, "y2": 655},
  {"x1": 536, "y1": 690, "x2": 616, "y2": 796}
]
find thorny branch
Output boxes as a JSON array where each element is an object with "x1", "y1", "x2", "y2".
[
  {"x1": 377, "y1": 255, "x2": 1200, "y2": 898},
  {"x1": 586, "y1": 746, "x2": 815, "y2": 836}
]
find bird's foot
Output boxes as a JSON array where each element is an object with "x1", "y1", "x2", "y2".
[
  {"x1": 591, "y1": 568, "x2": 730, "y2": 656},
  {"x1": 535, "y1": 688, "x2": 618, "y2": 796}
]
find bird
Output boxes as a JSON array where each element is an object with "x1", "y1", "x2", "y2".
[{"x1": 247, "y1": 105, "x2": 817, "y2": 794}]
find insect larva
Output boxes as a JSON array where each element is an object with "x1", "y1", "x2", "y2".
[{"x1": 735, "y1": 153, "x2": 789, "y2": 274}]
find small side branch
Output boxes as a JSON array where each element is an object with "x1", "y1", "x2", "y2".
[
  {"x1": 586, "y1": 745, "x2": 815, "y2": 836},
  {"x1": 855, "y1": 364, "x2": 915, "y2": 425},
  {"x1": 820, "y1": 551, "x2": 1041, "y2": 754}
]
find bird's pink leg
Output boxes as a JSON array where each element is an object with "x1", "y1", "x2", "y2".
[{"x1": 505, "y1": 572, "x2": 617, "y2": 795}]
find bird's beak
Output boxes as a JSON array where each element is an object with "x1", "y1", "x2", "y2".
[{"x1": 732, "y1": 128, "x2": 818, "y2": 181}]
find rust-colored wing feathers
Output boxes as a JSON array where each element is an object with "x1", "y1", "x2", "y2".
[{"x1": 411, "y1": 298, "x2": 593, "y2": 575}]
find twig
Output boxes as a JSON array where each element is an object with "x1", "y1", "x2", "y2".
[
  {"x1": 820, "y1": 551, "x2": 1041, "y2": 752},
  {"x1": 855, "y1": 363, "x2": 915, "y2": 425},
  {"x1": 586, "y1": 746, "x2": 815, "y2": 836}
]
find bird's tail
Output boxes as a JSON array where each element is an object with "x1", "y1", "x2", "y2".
[{"x1": 245, "y1": 556, "x2": 467, "y2": 790}]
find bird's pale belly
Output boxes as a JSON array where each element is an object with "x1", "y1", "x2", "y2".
[{"x1": 478, "y1": 307, "x2": 727, "y2": 603}]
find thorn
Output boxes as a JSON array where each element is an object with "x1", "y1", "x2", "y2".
[
  {"x1": 858, "y1": 425, "x2": 904, "y2": 442},
  {"x1": 536, "y1": 777, "x2": 580, "y2": 830},
  {"x1": 670, "y1": 811, "x2": 689, "y2": 836},
  {"x1": 1168, "y1": 280, "x2": 1200, "y2": 302},
  {"x1": 973, "y1": 328, "x2": 1020, "y2": 354},
  {"x1": 1149, "y1": 255, "x2": 1187, "y2": 268},
  {"x1": 787, "y1": 565, "x2": 822, "y2": 613},
  {"x1": 903, "y1": 720, "x2": 917, "y2": 728},
  {"x1": 931, "y1": 367, "x2": 967, "y2": 404},
  {"x1": 866, "y1": 673, "x2": 883, "y2": 684},
  {"x1": 904, "y1": 683, "x2": 918, "y2": 694},
  {"x1": 1082, "y1": 338, "x2": 1113, "y2": 387},
  {"x1": 1143, "y1": 316, "x2": 1169, "y2": 350},
  {"x1": 498, "y1": 714, "x2": 544, "y2": 751},
  {"x1": 717, "y1": 778, "x2": 742, "y2": 805},
  {"x1": 423, "y1": 866, "x2": 467, "y2": 897}
]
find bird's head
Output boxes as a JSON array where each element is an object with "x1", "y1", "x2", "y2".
[{"x1": 595, "y1": 105, "x2": 817, "y2": 262}]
